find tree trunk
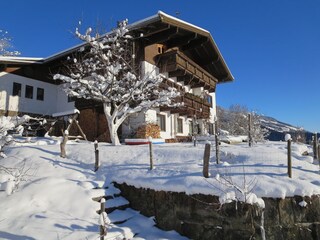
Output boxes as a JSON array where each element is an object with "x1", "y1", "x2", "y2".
[
  {"x1": 60, "y1": 133, "x2": 68, "y2": 158},
  {"x1": 102, "y1": 103, "x2": 135, "y2": 146},
  {"x1": 108, "y1": 125, "x2": 120, "y2": 146},
  {"x1": 103, "y1": 103, "x2": 120, "y2": 146},
  {"x1": 103, "y1": 114, "x2": 120, "y2": 146}
]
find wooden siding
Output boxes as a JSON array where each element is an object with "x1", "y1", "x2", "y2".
[
  {"x1": 155, "y1": 49, "x2": 218, "y2": 92},
  {"x1": 160, "y1": 91, "x2": 211, "y2": 119}
]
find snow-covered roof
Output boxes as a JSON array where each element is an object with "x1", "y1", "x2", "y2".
[
  {"x1": 0, "y1": 56, "x2": 43, "y2": 64},
  {"x1": 1, "y1": 11, "x2": 233, "y2": 83},
  {"x1": 43, "y1": 11, "x2": 233, "y2": 82},
  {"x1": 52, "y1": 109, "x2": 79, "y2": 117}
]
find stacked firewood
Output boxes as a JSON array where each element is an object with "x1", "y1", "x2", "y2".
[{"x1": 136, "y1": 123, "x2": 161, "y2": 138}]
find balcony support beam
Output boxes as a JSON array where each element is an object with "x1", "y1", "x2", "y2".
[{"x1": 156, "y1": 50, "x2": 217, "y2": 93}]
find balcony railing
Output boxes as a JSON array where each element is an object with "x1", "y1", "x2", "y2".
[
  {"x1": 74, "y1": 76, "x2": 212, "y2": 119},
  {"x1": 155, "y1": 49, "x2": 218, "y2": 92},
  {"x1": 159, "y1": 89, "x2": 211, "y2": 119}
]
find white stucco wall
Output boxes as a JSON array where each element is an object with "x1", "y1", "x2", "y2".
[
  {"x1": 56, "y1": 85, "x2": 75, "y2": 113},
  {"x1": 121, "y1": 111, "x2": 146, "y2": 138},
  {"x1": 0, "y1": 72, "x2": 74, "y2": 116},
  {"x1": 209, "y1": 92, "x2": 217, "y2": 123},
  {"x1": 151, "y1": 110, "x2": 192, "y2": 139},
  {"x1": 141, "y1": 60, "x2": 159, "y2": 77},
  {"x1": 192, "y1": 87, "x2": 203, "y2": 96},
  {"x1": 128, "y1": 61, "x2": 217, "y2": 140}
]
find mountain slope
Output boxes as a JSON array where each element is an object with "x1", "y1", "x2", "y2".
[
  {"x1": 259, "y1": 115, "x2": 315, "y2": 142},
  {"x1": 216, "y1": 106, "x2": 316, "y2": 142}
]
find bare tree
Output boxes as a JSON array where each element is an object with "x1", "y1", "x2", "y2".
[
  {"x1": 0, "y1": 115, "x2": 47, "y2": 156},
  {"x1": 217, "y1": 105, "x2": 268, "y2": 142},
  {"x1": 0, "y1": 30, "x2": 20, "y2": 56},
  {"x1": 0, "y1": 158, "x2": 34, "y2": 195},
  {"x1": 0, "y1": 116, "x2": 38, "y2": 195},
  {"x1": 54, "y1": 20, "x2": 180, "y2": 145},
  {"x1": 0, "y1": 116, "x2": 29, "y2": 156}
]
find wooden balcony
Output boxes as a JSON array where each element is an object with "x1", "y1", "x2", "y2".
[
  {"x1": 160, "y1": 91, "x2": 211, "y2": 119},
  {"x1": 74, "y1": 76, "x2": 212, "y2": 119},
  {"x1": 155, "y1": 49, "x2": 218, "y2": 92}
]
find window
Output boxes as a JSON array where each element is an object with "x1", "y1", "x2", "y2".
[
  {"x1": 36, "y1": 88, "x2": 44, "y2": 101},
  {"x1": 12, "y1": 82, "x2": 22, "y2": 96},
  {"x1": 206, "y1": 95, "x2": 213, "y2": 107},
  {"x1": 177, "y1": 118, "x2": 183, "y2": 133},
  {"x1": 25, "y1": 85, "x2": 33, "y2": 99},
  {"x1": 157, "y1": 114, "x2": 166, "y2": 131},
  {"x1": 157, "y1": 44, "x2": 164, "y2": 54},
  {"x1": 208, "y1": 123, "x2": 214, "y2": 135},
  {"x1": 189, "y1": 121, "x2": 193, "y2": 135},
  {"x1": 68, "y1": 96, "x2": 75, "y2": 102}
]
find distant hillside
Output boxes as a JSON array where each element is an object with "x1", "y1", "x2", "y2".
[
  {"x1": 216, "y1": 105, "x2": 317, "y2": 143},
  {"x1": 259, "y1": 115, "x2": 316, "y2": 142}
]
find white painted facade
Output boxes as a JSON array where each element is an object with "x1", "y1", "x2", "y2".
[
  {"x1": 0, "y1": 62, "x2": 216, "y2": 140},
  {"x1": 0, "y1": 72, "x2": 75, "y2": 116},
  {"x1": 121, "y1": 61, "x2": 217, "y2": 140}
]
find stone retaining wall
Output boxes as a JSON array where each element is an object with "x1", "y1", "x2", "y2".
[{"x1": 115, "y1": 183, "x2": 320, "y2": 240}]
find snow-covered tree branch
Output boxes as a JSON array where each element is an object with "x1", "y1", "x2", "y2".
[
  {"x1": 0, "y1": 158, "x2": 35, "y2": 195},
  {"x1": 0, "y1": 116, "x2": 38, "y2": 195},
  {"x1": 0, "y1": 115, "x2": 47, "y2": 157},
  {"x1": 217, "y1": 105, "x2": 269, "y2": 143},
  {"x1": 0, "y1": 115, "x2": 31, "y2": 157},
  {"x1": 0, "y1": 30, "x2": 20, "y2": 56},
  {"x1": 54, "y1": 20, "x2": 180, "y2": 145}
]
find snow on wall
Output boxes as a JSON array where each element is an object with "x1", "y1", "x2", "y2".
[{"x1": 0, "y1": 72, "x2": 74, "y2": 116}]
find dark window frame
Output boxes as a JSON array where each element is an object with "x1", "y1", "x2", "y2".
[
  {"x1": 206, "y1": 95, "x2": 213, "y2": 107},
  {"x1": 36, "y1": 87, "x2": 44, "y2": 101},
  {"x1": 208, "y1": 123, "x2": 214, "y2": 135},
  {"x1": 68, "y1": 96, "x2": 75, "y2": 102},
  {"x1": 12, "y1": 82, "x2": 22, "y2": 97},
  {"x1": 189, "y1": 120, "x2": 193, "y2": 135},
  {"x1": 157, "y1": 114, "x2": 166, "y2": 132},
  {"x1": 177, "y1": 118, "x2": 183, "y2": 133},
  {"x1": 25, "y1": 85, "x2": 33, "y2": 99}
]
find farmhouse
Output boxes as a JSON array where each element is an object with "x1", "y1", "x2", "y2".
[{"x1": 0, "y1": 11, "x2": 233, "y2": 142}]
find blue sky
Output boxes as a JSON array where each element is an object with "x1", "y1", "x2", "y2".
[{"x1": 2, "y1": 0, "x2": 320, "y2": 132}]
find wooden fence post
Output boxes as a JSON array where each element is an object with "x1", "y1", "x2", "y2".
[
  {"x1": 203, "y1": 143, "x2": 210, "y2": 178},
  {"x1": 148, "y1": 137, "x2": 154, "y2": 170},
  {"x1": 59, "y1": 114, "x2": 78, "y2": 158},
  {"x1": 248, "y1": 113, "x2": 253, "y2": 147},
  {"x1": 214, "y1": 118, "x2": 220, "y2": 164},
  {"x1": 313, "y1": 133, "x2": 318, "y2": 160},
  {"x1": 285, "y1": 134, "x2": 292, "y2": 178},
  {"x1": 94, "y1": 140, "x2": 100, "y2": 172},
  {"x1": 60, "y1": 130, "x2": 69, "y2": 158},
  {"x1": 193, "y1": 135, "x2": 197, "y2": 147},
  {"x1": 100, "y1": 198, "x2": 106, "y2": 240}
]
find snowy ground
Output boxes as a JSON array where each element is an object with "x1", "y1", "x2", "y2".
[{"x1": 0, "y1": 137, "x2": 320, "y2": 239}]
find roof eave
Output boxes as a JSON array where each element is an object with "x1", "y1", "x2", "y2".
[
  {"x1": 44, "y1": 11, "x2": 234, "y2": 83},
  {"x1": 0, "y1": 56, "x2": 44, "y2": 64},
  {"x1": 157, "y1": 11, "x2": 234, "y2": 83}
]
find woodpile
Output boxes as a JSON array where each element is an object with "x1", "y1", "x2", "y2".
[
  {"x1": 136, "y1": 123, "x2": 161, "y2": 138},
  {"x1": 165, "y1": 138, "x2": 177, "y2": 143}
]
